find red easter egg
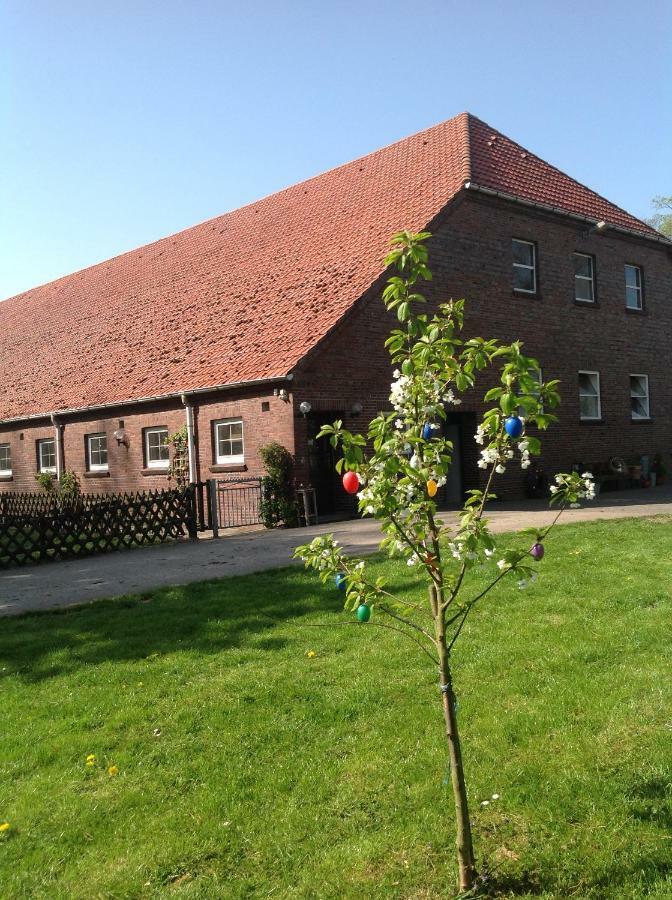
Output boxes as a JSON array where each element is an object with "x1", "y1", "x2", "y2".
[{"x1": 342, "y1": 471, "x2": 359, "y2": 494}]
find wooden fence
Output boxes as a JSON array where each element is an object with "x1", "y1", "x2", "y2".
[{"x1": 0, "y1": 487, "x2": 197, "y2": 569}]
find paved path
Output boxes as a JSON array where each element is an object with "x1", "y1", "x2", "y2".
[{"x1": 2, "y1": 485, "x2": 672, "y2": 617}]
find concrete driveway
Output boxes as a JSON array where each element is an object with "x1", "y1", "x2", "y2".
[{"x1": 2, "y1": 484, "x2": 672, "y2": 617}]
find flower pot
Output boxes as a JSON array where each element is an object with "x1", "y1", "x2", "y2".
[{"x1": 629, "y1": 465, "x2": 642, "y2": 480}]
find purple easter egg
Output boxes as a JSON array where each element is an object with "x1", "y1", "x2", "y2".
[{"x1": 530, "y1": 542, "x2": 545, "y2": 560}]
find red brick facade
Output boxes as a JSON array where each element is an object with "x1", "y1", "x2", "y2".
[{"x1": 1, "y1": 194, "x2": 670, "y2": 511}]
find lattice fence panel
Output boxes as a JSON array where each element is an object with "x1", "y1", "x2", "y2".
[{"x1": 0, "y1": 487, "x2": 196, "y2": 569}]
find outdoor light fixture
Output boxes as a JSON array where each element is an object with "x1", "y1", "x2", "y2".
[
  {"x1": 113, "y1": 428, "x2": 128, "y2": 447},
  {"x1": 299, "y1": 401, "x2": 312, "y2": 416},
  {"x1": 582, "y1": 219, "x2": 608, "y2": 239},
  {"x1": 274, "y1": 388, "x2": 290, "y2": 401},
  {"x1": 351, "y1": 401, "x2": 363, "y2": 416}
]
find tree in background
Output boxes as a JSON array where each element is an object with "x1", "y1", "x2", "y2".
[
  {"x1": 295, "y1": 231, "x2": 594, "y2": 893},
  {"x1": 647, "y1": 195, "x2": 672, "y2": 238}
]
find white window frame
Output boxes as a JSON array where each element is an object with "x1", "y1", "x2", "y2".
[
  {"x1": 625, "y1": 264, "x2": 643, "y2": 310},
  {"x1": 0, "y1": 443, "x2": 11, "y2": 477},
  {"x1": 144, "y1": 427, "x2": 169, "y2": 469},
  {"x1": 573, "y1": 253, "x2": 595, "y2": 303},
  {"x1": 512, "y1": 239, "x2": 537, "y2": 294},
  {"x1": 38, "y1": 438, "x2": 57, "y2": 474},
  {"x1": 578, "y1": 371, "x2": 601, "y2": 421},
  {"x1": 87, "y1": 433, "x2": 109, "y2": 472},
  {"x1": 214, "y1": 418, "x2": 244, "y2": 465},
  {"x1": 630, "y1": 374, "x2": 650, "y2": 420}
]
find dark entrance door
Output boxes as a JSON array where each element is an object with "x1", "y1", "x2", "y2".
[{"x1": 307, "y1": 412, "x2": 342, "y2": 517}]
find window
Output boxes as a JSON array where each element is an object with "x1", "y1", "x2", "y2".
[
  {"x1": 578, "y1": 371, "x2": 601, "y2": 421},
  {"x1": 0, "y1": 444, "x2": 11, "y2": 476},
  {"x1": 87, "y1": 433, "x2": 108, "y2": 471},
  {"x1": 214, "y1": 419, "x2": 244, "y2": 464},
  {"x1": 625, "y1": 265, "x2": 643, "y2": 310},
  {"x1": 630, "y1": 374, "x2": 650, "y2": 420},
  {"x1": 574, "y1": 253, "x2": 595, "y2": 303},
  {"x1": 144, "y1": 427, "x2": 169, "y2": 468},
  {"x1": 512, "y1": 239, "x2": 537, "y2": 293},
  {"x1": 38, "y1": 438, "x2": 57, "y2": 473}
]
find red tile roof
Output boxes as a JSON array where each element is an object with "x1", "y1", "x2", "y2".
[{"x1": 0, "y1": 113, "x2": 662, "y2": 421}]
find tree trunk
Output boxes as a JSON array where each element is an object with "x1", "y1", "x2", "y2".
[{"x1": 433, "y1": 588, "x2": 476, "y2": 892}]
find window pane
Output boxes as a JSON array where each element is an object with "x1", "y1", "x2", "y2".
[
  {"x1": 0, "y1": 444, "x2": 10, "y2": 471},
  {"x1": 575, "y1": 278, "x2": 593, "y2": 301},
  {"x1": 147, "y1": 430, "x2": 168, "y2": 462},
  {"x1": 512, "y1": 240, "x2": 534, "y2": 266},
  {"x1": 40, "y1": 439, "x2": 56, "y2": 470},
  {"x1": 625, "y1": 265, "x2": 640, "y2": 288},
  {"x1": 574, "y1": 254, "x2": 592, "y2": 278},
  {"x1": 579, "y1": 373, "x2": 597, "y2": 395},
  {"x1": 630, "y1": 375, "x2": 646, "y2": 397},
  {"x1": 626, "y1": 286, "x2": 641, "y2": 309},
  {"x1": 631, "y1": 397, "x2": 648, "y2": 418},
  {"x1": 513, "y1": 266, "x2": 535, "y2": 292},
  {"x1": 216, "y1": 421, "x2": 244, "y2": 460},
  {"x1": 89, "y1": 434, "x2": 108, "y2": 467},
  {"x1": 580, "y1": 396, "x2": 598, "y2": 419}
]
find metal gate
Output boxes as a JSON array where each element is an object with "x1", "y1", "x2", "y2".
[{"x1": 202, "y1": 477, "x2": 263, "y2": 536}]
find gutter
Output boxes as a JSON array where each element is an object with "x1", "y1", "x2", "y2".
[
  {"x1": 0, "y1": 374, "x2": 294, "y2": 428},
  {"x1": 463, "y1": 182, "x2": 672, "y2": 247}
]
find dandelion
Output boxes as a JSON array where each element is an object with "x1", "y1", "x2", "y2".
[
  {"x1": 480, "y1": 800, "x2": 490, "y2": 807},
  {"x1": 108, "y1": 766, "x2": 119, "y2": 777},
  {"x1": 491, "y1": 793, "x2": 500, "y2": 800},
  {"x1": 86, "y1": 754, "x2": 96, "y2": 767},
  {"x1": 306, "y1": 650, "x2": 317, "y2": 658},
  {"x1": 0, "y1": 823, "x2": 10, "y2": 833}
]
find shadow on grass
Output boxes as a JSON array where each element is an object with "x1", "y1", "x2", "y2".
[
  {"x1": 0, "y1": 568, "x2": 346, "y2": 682},
  {"x1": 479, "y1": 856, "x2": 672, "y2": 898}
]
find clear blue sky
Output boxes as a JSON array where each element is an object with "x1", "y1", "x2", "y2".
[{"x1": 2, "y1": 0, "x2": 670, "y2": 300}]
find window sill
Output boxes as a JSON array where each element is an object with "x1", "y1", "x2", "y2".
[
  {"x1": 631, "y1": 417, "x2": 653, "y2": 423},
  {"x1": 83, "y1": 470, "x2": 110, "y2": 479},
  {"x1": 625, "y1": 306, "x2": 646, "y2": 315},
  {"x1": 579, "y1": 418, "x2": 605, "y2": 426},
  {"x1": 141, "y1": 467, "x2": 169, "y2": 476},
  {"x1": 210, "y1": 463, "x2": 247, "y2": 474},
  {"x1": 0, "y1": 475, "x2": 13, "y2": 482},
  {"x1": 573, "y1": 299, "x2": 599, "y2": 308},
  {"x1": 512, "y1": 290, "x2": 540, "y2": 300}
]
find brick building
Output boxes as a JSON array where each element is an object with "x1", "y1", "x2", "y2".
[{"x1": 1, "y1": 113, "x2": 670, "y2": 515}]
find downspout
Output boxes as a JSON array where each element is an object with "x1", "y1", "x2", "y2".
[
  {"x1": 181, "y1": 394, "x2": 197, "y2": 484},
  {"x1": 51, "y1": 414, "x2": 63, "y2": 479}
]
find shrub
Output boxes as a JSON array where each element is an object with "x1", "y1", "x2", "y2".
[{"x1": 259, "y1": 442, "x2": 298, "y2": 528}]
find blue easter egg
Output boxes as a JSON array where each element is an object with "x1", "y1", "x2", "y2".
[
  {"x1": 422, "y1": 423, "x2": 436, "y2": 440},
  {"x1": 335, "y1": 573, "x2": 346, "y2": 591},
  {"x1": 504, "y1": 416, "x2": 524, "y2": 439}
]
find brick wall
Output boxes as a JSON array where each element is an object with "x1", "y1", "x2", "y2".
[
  {"x1": 292, "y1": 193, "x2": 672, "y2": 500},
  {"x1": 0, "y1": 386, "x2": 295, "y2": 494}
]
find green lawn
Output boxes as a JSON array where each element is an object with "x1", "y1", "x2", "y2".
[{"x1": 0, "y1": 518, "x2": 671, "y2": 899}]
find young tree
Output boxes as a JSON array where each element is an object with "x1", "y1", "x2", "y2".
[
  {"x1": 295, "y1": 231, "x2": 595, "y2": 894},
  {"x1": 647, "y1": 195, "x2": 672, "y2": 238}
]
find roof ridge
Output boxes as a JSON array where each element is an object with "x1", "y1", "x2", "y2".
[{"x1": 468, "y1": 114, "x2": 658, "y2": 236}]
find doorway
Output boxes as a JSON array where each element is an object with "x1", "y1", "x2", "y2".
[{"x1": 306, "y1": 411, "x2": 343, "y2": 517}]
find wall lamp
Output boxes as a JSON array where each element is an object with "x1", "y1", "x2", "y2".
[
  {"x1": 113, "y1": 429, "x2": 129, "y2": 447},
  {"x1": 350, "y1": 401, "x2": 363, "y2": 417},
  {"x1": 274, "y1": 388, "x2": 289, "y2": 402},
  {"x1": 299, "y1": 401, "x2": 312, "y2": 417},
  {"x1": 581, "y1": 220, "x2": 608, "y2": 239}
]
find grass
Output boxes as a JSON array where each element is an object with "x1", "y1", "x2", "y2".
[{"x1": 0, "y1": 517, "x2": 671, "y2": 898}]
